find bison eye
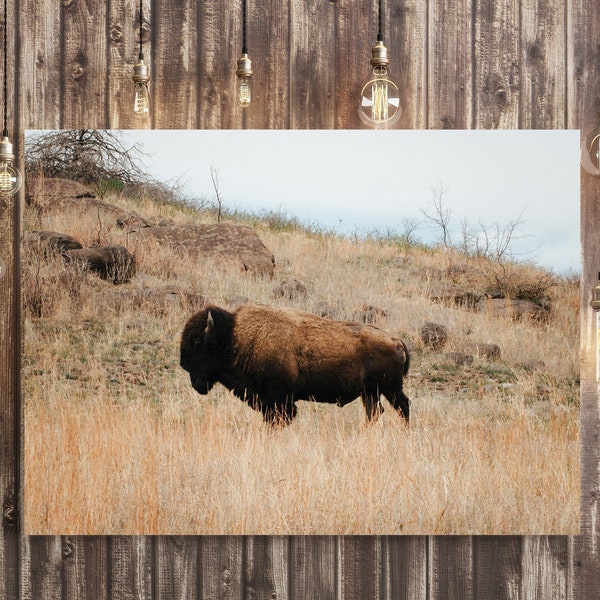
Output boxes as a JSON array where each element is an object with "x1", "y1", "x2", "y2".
[{"x1": 193, "y1": 337, "x2": 202, "y2": 347}]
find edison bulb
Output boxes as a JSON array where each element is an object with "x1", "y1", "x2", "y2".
[
  {"x1": 359, "y1": 65, "x2": 401, "y2": 128},
  {"x1": 236, "y1": 53, "x2": 253, "y2": 108},
  {"x1": 133, "y1": 81, "x2": 150, "y2": 118},
  {"x1": 238, "y1": 77, "x2": 252, "y2": 107},
  {"x1": 132, "y1": 59, "x2": 150, "y2": 119},
  {"x1": 358, "y1": 40, "x2": 401, "y2": 129},
  {"x1": 0, "y1": 136, "x2": 22, "y2": 196},
  {"x1": 581, "y1": 129, "x2": 600, "y2": 177}
]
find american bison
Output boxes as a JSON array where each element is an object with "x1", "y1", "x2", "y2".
[{"x1": 180, "y1": 303, "x2": 410, "y2": 426}]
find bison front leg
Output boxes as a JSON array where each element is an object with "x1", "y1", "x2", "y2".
[
  {"x1": 385, "y1": 389, "x2": 410, "y2": 424},
  {"x1": 260, "y1": 397, "x2": 297, "y2": 427}
]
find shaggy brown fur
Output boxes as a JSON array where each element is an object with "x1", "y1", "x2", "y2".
[{"x1": 180, "y1": 303, "x2": 410, "y2": 426}]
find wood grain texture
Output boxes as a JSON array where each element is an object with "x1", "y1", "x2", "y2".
[
  {"x1": 289, "y1": 0, "x2": 336, "y2": 129},
  {"x1": 290, "y1": 536, "x2": 337, "y2": 599},
  {"x1": 428, "y1": 0, "x2": 473, "y2": 128},
  {"x1": 200, "y1": 537, "x2": 244, "y2": 599},
  {"x1": 473, "y1": 0, "x2": 521, "y2": 128},
  {"x1": 519, "y1": 0, "x2": 567, "y2": 128},
  {"x1": 60, "y1": 0, "x2": 108, "y2": 129},
  {"x1": 3, "y1": 0, "x2": 600, "y2": 598},
  {"x1": 151, "y1": 0, "x2": 198, "y2": 128}
]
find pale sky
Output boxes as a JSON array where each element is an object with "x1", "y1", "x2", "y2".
[{"x1": 115, "y1": 130, "x2": 580, "y2": 275}]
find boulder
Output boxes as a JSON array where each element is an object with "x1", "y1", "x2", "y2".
[
  {"x1": 477, "y1": 297, "x2": 548, "y2": 321},
  {"x1": 26, "y1": 177, "x2": 96, "y2": 208},
  {"x1": 24, "y1": 231, "x2": 83, "y2": 254},
  {"x1": 429, "y1": 285, "x2": 481, "y2": 308},
  {"x1": 467, "y1": 343, "x2": 502, "y2": 360},
  {"x1": 273, "y1": 279, "x2": 308, "y2": 301},
  {"x1": 130, "y1": 223, "x2": 275, "y2": 278},
  {"x1": 353, "y1": 304, "x2": 388, "y2": 324},
  {"x1": 64, "y1": 245, "x2": 136, "y2": 284},
  {"x1": 420, "y1": 322, "x2": 448, "y2": 350},
  {"x1": 445, "y1": 352, "x2": 474, "y2": 367}
]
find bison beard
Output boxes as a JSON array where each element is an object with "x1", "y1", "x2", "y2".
[{"x1": 180, "y1": 303, "x2": 410, "y2": 426}]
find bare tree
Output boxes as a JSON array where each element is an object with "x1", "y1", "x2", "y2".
[
  {"x1": 421, "y1": 181, "x2": 452, "y2": 249},
  {"x1": 25, "y1": 130, "x2": 148, "y2": 192},
  {"x1": 209, "y1": 164, "x2": 223, "y2": 223}
]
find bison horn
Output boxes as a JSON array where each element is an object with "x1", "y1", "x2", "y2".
[{"x1": 205, "y1": 311, "x2": 215, "y2": 336}]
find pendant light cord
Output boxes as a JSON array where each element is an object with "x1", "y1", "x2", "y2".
[
  {"x1": 377, "y1": 0, "x2": 383, "y2": 42},
  {"x1": 138, "y1": 0, "x2": 144, "y2": 60},
  {"x1": 242, "y1": 0, "x2": 248, "y2": 55},
  {"x1": 3, "y1": 0, "x2": 7, "y2": 137}
]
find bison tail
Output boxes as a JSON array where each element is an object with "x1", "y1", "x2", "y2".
[{"x1": 400, "y1": 340, "x2": 410, "y2": 376}]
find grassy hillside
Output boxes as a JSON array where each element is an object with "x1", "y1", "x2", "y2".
[{"x1": 23, "y1": 179, "x2": 579, "y2": 535}]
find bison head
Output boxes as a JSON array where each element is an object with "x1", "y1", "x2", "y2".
[{"x1": 180, "y1": 309, "x2": 223, "y2": 395}]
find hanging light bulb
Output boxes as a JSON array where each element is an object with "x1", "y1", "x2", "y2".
[
  {"x1": 581, "y1": 110, "x2": 600, "y2": 176},
  {"x1": 236, "y1": 54, "x2": 253, "y2": 107},
  {"x1": 358, "y1": 0, "x2": 401, "y2": 128},
  {"x1": 132, "y1": 0, "x2": 150, "y2": 119},
  {"x1": 0, "y1": 0, "x2": 21, "y2": 196},
  {"x1": 0, "y1": 134, "x2": 22, "y2": 196},
  {"x1": 235, "y1": 0, "x2": 253, "y2": 108},
  {"x1": 133, "y1": 59, "x2": 150, "y2": 118}
]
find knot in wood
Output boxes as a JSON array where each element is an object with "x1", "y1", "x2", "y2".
[
  {"x1": 110, "y1": 24, "x2": 123, "y2": 44},
  {"x1": 3, "y1": 502, "x2": 17, "y2": 525},
  {"x1": 63, "y1": 539, "x2": 75, "y2": 558},
  {"x1": 494, "y1": 87, "x2": 509, "y2": 109},
  {"x1": 62, "y1": 0, "x2": 77, "y2": 7},
  {"x1": 72, "y1": 61, "x2": 85, "y2": 81}
]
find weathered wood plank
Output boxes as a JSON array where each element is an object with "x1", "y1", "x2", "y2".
[
  {"x1": 473, "y1": 0, "x2": 520, "y2": 128},
  {"x1": 428, "y1": 537, "x2": 473, "y2": 599},
  {"x1": 60, "y1": 0, "x2": 108, "y2": 129},
  {"x1": 200, "y1": 537, "x2": 244, "y2": 599},
  {"x1": 519, "y1": 0, "x2": 566, "y2": 128},
  {"x1": 383, "y1": 537, "x2": 427, "y2": 599},
  {"x1": 289, "y1": 0, "x2": 336, "y2": 128},
  {"x1": 109, "y1": 537, "x2": 153, "y2": 600},
  {"x1": 571, "y1": 0, "x2": 600, "y2": 595},
  {"x1": 335, "y1": 0, "x2": 374, "y2": 128},
  {"x1": 27, "y1": 538, "x2": 63, "y2": 600},
  {"x1": 62, "y1": 537, "x2": 109, "y2": 600},
  {"x1": 521, "y1": 537, "x2": 569, "y2": 600},
  {"x1": 245, "y1": 0, "x2": 290, "y2": 129},
  {"x1": 339, "y1": 537, "x2": 382, "y2": 599},
  {"x1": 473, "y1": 537, "x2": 522, "y2": 599},
  {"x1": 19, "y1": 0, "x2": 61, "y2": 128},
  {"x1": 152, "y1": 0, "x2": 198, "y2": 128},
  {"x1": 196, "y1": 0, "x2": 238, "y2": 128},
  {"x1": 428, "y1": 0, "x2": 473, "y2": 128},
  {"x1": 245, "y1": 537, "x2": 289, "y2": 600},
  {"x1": 390, "y1": 0, "x2": 428, "y2": 129},
  {"x1": 154, "y1": 537, "x2": 200, "y2": 600},
  {"x1": 289, "y1": 536, "x2": 337, "y2": 599},
  {"x1": 107, "y1": 0, "x2": 151, "y2": 128}
]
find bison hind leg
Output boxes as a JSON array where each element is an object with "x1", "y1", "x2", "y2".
[
  {"x1": 361, "y1": 391, "x2": 384, "y2": 423},
  {"x1": 385, "y1": 389, "x2": 410, "y2": 425}
]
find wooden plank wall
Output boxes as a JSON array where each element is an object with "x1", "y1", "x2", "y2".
[{"x1": 2, "y1": 0, "x2": 597, "y2": 596}]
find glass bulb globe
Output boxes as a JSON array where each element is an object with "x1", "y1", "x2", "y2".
[
  {"x1": 0, "y1": 159, "x2": 22, "y2": 196},
  {"x1": 358, "y1": 65, "x2": 401, "y2": 128},
  {"x1": 238, "y1": 76, "x2": 252, "y2": 107},
  {"x1": 581, "y1": 129, "x2": 600, "y2": 177},
  {"x1": 133, "y1": 81, "x2": 150, "y2": 118}
]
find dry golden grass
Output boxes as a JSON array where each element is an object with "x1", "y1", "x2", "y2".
[{"x1": 23, "y1": 189, "x2": 580, "y2": 535}]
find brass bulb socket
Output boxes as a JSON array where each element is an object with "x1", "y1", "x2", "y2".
[
  {"x1": 133, "y1": 60, "x2": 150, "y2": 84},
  {"x1": 0, "y1": 136, "x2": 15, "y2": 162},
  {"x1": 370, "y1": 40, "x2": 390, "y2": 67},
  {"x1": 236, "y1": 53, "x2": 253, "y2": 78}
]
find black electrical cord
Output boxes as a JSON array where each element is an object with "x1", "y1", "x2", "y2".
[
  {"x1": 242, "y1": 0, "x2": 248, "y2": 55},
  {"x1": 3, "y1": 0, "x2": 7, "y2": 137},
  {"x1": 377, "y1": 0, "x2": 383, "y2": 42},
  {"x1": 139, "y1": 0, "x2": 144, "y2": 60}
]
